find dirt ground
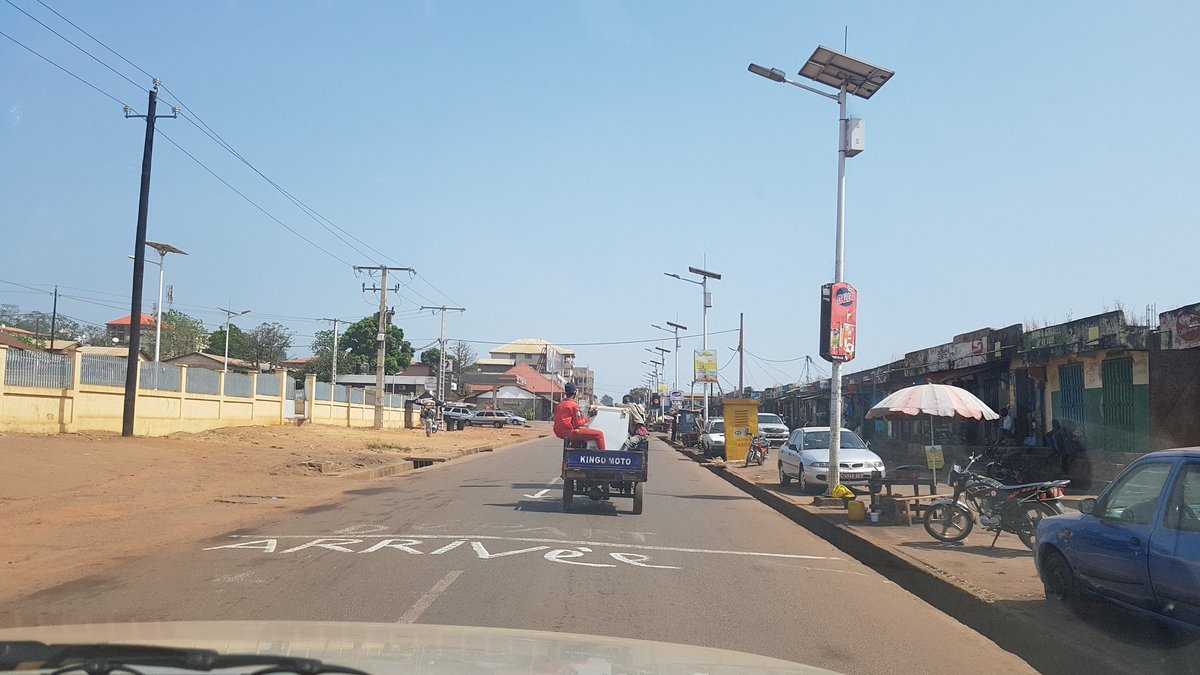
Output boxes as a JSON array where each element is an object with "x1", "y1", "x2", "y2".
[{"x1": 0, "y1": 422, "x2": 545, "y2": 605}]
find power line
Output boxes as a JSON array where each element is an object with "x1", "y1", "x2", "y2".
[
  {"x1": 6, "y1": 0, "x2": 395, "y2": 272},
  {"x1": 743, "y1": 349, "x2": 811, "y2": 363},
  {"x1": 4, "y1": 0, "x2": 145, "y2": 91},
  {"x1": 173, "y1": 113, "x2": 378, "y2": 262},
  {"x1": 153, "y1": 128, "x2": 354, "y2": 268},
  {"x1": 33, "y1": 0, "x2": 153, "y2": 80},
  {"x1": 12, "y1": 0, "x2": 465, "y2": 305},
  {"x1": 0, "y1": 28, "x2": 133, "y2": 108}
]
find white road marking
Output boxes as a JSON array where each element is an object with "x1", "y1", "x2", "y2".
[
  {"x1": 332, "y1": 524, "x2": 390, "y2": 535},
  {"x1": 222, "y1": 533, "x2": 840, "y2": 561},
  {"x1": 522, "y1": 477, "x2": 560, "y2": 499},
  {"x1": 610, "y1": 553, "x2": 680, "y2": 569},
  {"x1": 545, "y1": 549, "x2": 615, "y2": 567},
  {"x1": 396, "y1": 570, "x2": 463, "y2": 624}
]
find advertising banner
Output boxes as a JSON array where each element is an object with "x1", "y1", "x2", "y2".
[
  {"x1": 694, "y1": 350, "x2": 718, "y2": 383},
  {"x1": 820, "y1": 282, "x2": 857, "y2": 363}
]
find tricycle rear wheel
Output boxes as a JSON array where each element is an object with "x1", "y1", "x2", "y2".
[
  {"x1": 632, "y1": 481, "x2": 644, "y2": 514},
  {"x1": 562, "y1": 478, "x2": 574, "y2": 510}
]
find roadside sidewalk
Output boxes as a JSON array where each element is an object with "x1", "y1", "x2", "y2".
[
  {"x1": 663, "y1": 436, "x2": 1200, "y2": 675},
  {"x1": 1, "y1": 424, "x2": 546, "y2": 606}
]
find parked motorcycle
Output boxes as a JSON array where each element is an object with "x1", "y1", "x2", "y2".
[
  {"x1": 923, "y1": 454, "x2": 1069, "y2": 550},
  {"x1": 984, "y1": 444, "x2": 1029, "y2": 484},
  {"x1": 743, "y1": 434, "x2": 769, "y2": 468}
]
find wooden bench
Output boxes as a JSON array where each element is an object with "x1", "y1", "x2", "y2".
[{"x1": 880, "y1": 493, "x2": 955, "y2": 526}]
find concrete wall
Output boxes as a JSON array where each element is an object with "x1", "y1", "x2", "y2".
[
  {"x1": 1149, "y1": 348, "x2": 1200, "y2": 450},
  {"x1": 303, "y1": 374, "x2": 405, "y2": 428},
  {"x1": 0, "y1": 345, "x2": 406, "y2": 435}
]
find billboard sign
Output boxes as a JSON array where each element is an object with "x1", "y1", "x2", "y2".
[
  {"x1": 694, "y1": 350, "x2": 718, "y2": 383},
  {"x1": 820, "y1": 282, "x2": 857, "y2": 363},
  {"x1": 543, "y1": 346, "x2": 564, "y2": 374}
]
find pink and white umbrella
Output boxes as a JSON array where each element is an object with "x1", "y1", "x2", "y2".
[{"x1": 866, "y1": 383, "x2": 999, "y2": 422}]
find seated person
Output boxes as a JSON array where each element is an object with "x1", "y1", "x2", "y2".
[
  {"x1": 619, "y1": 394, "x2": 649, "y2": 450},
  {"x1": 554, "y1": 383, "x2": 605, "y2": 450}
]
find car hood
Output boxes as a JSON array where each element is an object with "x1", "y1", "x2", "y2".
[
  {"x1": 800, "y1": 448, "x2": 881, "y2": 464},
  {"x1": 0, "y1": 621, "x2": 825, "y2": 674},
  {"x1": 1037, "y1": 510, "x2": 1086, "y2": 539},
  {"x1": 760, "y1": 425, "x2": 789, "y2": 434}
]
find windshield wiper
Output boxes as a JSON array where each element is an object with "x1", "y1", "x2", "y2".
[{"x1": 0, "y1": 641, "x2": 369, "y2": 675}]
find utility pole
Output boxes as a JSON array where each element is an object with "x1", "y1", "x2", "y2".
[
  {"x1": 121, "y1": 81, "x2": 177, "y2": 438},
  {"x1": 356, "y1": 265, "x2": 414, "y2": 429},
  {"x1": 420, "y1": 305, "x2": 466, "y2": 404},
  {"x1": 319, "y1": 318, "x2": 341, "y2": 384},
  {"x1": 48, "y1": 286, "x2": 58, "y2": 351},
  {"x1": 738, "y1": 312, "x2": 744, "y2": 395}
]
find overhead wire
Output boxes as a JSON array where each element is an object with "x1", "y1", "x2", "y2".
[
  {"x1": 0, "y1": 28, "x2": 134, "y2": 109},
  {"x1": 33, "y1": 0, "x2": 153, "y2": 80},
  {"x1": 3, "y1": 0, "x2": 144, "y2": 91},
  {"x1": 153, "y1": 129, "x2": 354, "y2": 268},
  {"x1": 11, "y1": 0, "x2": 411, "y2": 274}
]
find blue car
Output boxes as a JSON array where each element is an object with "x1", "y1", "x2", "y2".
[{"x1": 1036, "y1": 448, "x2": 1200, "y2": 632}]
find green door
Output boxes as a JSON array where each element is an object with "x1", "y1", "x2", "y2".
[
  {"x1": 1102, "y1": 358, "x2": 1135, "y2": 451},
  {"x1": 1059, "y1": 363, "x2": 1086, "y2": 430}
]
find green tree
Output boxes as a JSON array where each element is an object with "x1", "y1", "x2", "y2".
[
  {"x1": 626, "y1": 387, "x2": 650, "y2": 404},
  {"x1": 419, "y1": 347, "x2": 443, "y2": 369},
  {"x1": 340, "y1": 316, "x2": 413, "y2": 374},
  {"x1": 300, "y1": 328, "x2": 365, "y2": 382},
  {"x1": 207, "y1": 324, "x2": 252, "y2": 362},
  {"x1": 153, "y1": 309, "x2": 208, "y2": 359}
]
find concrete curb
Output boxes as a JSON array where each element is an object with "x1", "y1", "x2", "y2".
[
  {"x1": 661, "y1": 434, "x2": 1126, "y2": 675},
  {"x1": 336, "y1": 434, "x2": 549, "y2": 480}
]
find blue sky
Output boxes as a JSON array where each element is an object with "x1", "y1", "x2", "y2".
[{"x1": 2, "y1": 1, "x2": 1197, "y2": 399}]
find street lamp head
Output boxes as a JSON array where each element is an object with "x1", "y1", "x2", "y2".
[
  {"x1": 748, "y1": 63, "x2": 787, "y2": 83},
  {"x1": 664, "y1": 272, "x2": 682, "y2": 280}
]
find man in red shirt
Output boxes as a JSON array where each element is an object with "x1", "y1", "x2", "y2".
[{"x1": 553, "y1": 383, "x2": 605, "y2": 450}]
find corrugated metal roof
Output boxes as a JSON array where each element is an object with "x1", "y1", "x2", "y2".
[
  {"x1": 105, "y1": 314, "x2": 158, "y2": 327},
  {"x1": 490, "y1": 338, "x2": 575, "y2": 357}
]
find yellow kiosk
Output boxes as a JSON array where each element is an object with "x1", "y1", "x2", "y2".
[{"x1": 721, "y1": 398, "x2": 759, "y2": 463}]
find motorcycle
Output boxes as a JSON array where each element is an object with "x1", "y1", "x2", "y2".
[
  {"x1": 923, "y1": 454, "x2": 1069, "y2": 550},
  {"x1": 984, "y1": 444, "x2": 1029, "y2": 484},
  {"x1": 743, "y1": 434, "x2": 769, "y2": 468}
]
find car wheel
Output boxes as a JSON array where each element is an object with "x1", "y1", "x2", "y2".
[
  {"x1": 779, "y1": 461, "x2": 792, "y2": 486},
  {"x1": 494, "y1": 422, "x2": 503, "y2": 428},
  {"x1": 1042, "y1": 548, "x2": 1078, "y2": 603}
]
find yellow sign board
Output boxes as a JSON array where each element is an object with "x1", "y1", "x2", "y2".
[
  {"x1": 925, "y1": 445, "x2": 944, "y2": 470},
  {"x1": 722, "y1": 398, "x2": 759, "y2": 462},
  {"x1": 694, "y1": 350, "x2": 718, "y2": 383}
]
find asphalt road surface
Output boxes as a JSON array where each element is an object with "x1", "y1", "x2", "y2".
[{"x1": 1, "y1": 436, "x2": 1032, "y2": 674}]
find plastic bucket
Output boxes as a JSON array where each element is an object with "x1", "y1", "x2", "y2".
[{"x1": 869, "y1": 511, "x2": 881, "y2": 523}]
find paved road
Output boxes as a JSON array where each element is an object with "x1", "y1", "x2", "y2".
[{"x1": 1, "y1": 436, "x2": 1032, "y2": 674}]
